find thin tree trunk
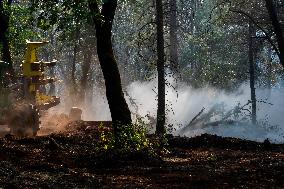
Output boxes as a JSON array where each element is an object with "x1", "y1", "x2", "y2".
[
  {"x1": 155, "y1": 0, "x2": 166, "y2": 135},
  {"x1": 169, "y1": 0, "x2": 178, "y2": 74},
  {"x1": 88, "y1": 0, "x2": 132, "y2": 142},
  {"x1": 71, "y1": 25, "x2": 80, "y2": 97},
  {"x1": 190, "y1": 0, "x2": 195, "y2": 34},
  {"x1": 267, "y1": 47, "x2": 272, "y2": 98},
  {"x1": 249, "y1": 22, "x2": 256, "y2": 125},
  {"x1": 265, "y1": 0, "x2": 284, "y2": 68},
  {"x1": 80, "y1": 48, "x2": 92, "y2": 105}
]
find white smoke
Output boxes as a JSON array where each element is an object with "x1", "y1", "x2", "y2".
[
  {"x1": 83, "y1": 93, "x2": 111, "y2": 121},
  {"x1": 126, "y1": 78, "x2": 284, "y2": 144},
  {"x1": 52, "y1": 77, "x2": 284, "y2": 143}
]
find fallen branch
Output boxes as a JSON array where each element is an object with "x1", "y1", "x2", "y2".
[
  {"x1": 179, "y1": 101, "x2": 254, "y2": 134},
  {"x1": 179, "y1": 107, "x2": 205, "y2": 134},
  {"x1": 220, "y1": 101, "x2": 251, "y2": 122},
  {"x1": 188, "y1": 107, "x2": 205, "y2": 126}
]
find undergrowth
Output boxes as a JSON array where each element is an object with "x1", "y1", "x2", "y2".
[{"x1": 96, "y1": 118, "x2": 165, "y2": 155}]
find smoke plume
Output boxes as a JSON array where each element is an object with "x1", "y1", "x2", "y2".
[{"x1": 50, "y1": 77, "x2": 284, "y2": 143}]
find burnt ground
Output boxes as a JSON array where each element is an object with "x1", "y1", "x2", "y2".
[{"x1": 0, "y1": 121, "x2": 284, "y2": 188}]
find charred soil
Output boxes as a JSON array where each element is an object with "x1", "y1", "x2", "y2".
[{"x1": 0, "y1": 121, "x2": 284, "y2": 188}]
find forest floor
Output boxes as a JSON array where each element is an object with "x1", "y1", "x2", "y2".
[{"x1": 0, "y1": 121, "x2": 284, "y2": 189}]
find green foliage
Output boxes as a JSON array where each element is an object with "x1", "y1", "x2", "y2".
[
  {"x1": 96, "y1": 119, "x2": 155, "y2": 152},
  {"x1": 8, "y1": 2, "x2": 39, "y2": 67},
  {"x1": 177, "y1": 0, "x2": 251, "y2": 90},
  {"x1": 116, "y1": 121, "x2": 152, "y2": 151},
  {"x1": 207, "y1": 153, "x2": 218, "y2": 162},
  {"x1": 113, "y1": 0, "x2": 157, "y2": 82},
  {"x1": 97, "y1": 122, "x2": 115, "y2": 150}
]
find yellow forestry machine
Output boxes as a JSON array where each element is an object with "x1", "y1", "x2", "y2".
[{"x1": 0, "y1": 40, "x2": 60, "y2": 137}]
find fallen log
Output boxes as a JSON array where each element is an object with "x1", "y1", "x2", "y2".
[
  {"x1": 178, "y1": 101, "x2": 253, "y2": 135},
  {"x1": 179, "y1": 107, "x2": 205, "y2": 134}
]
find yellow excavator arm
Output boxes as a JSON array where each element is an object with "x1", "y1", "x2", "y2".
[{"x1": 22, "y1": 40, "x2": 60, "y2": 109}]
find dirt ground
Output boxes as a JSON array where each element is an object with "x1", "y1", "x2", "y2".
[{"x1": 0, "y1": 121, "x2": 284, "y2": 188}]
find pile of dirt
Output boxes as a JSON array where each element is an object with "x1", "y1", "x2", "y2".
[{"x1": 0, "y1": 121, "x2": 284, "y2": 188}]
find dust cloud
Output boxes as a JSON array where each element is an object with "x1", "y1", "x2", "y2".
[{"x1": 38, "y1": 110, "x2": 70, "y2": 136}]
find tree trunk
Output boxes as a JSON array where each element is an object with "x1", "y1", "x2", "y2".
[
  {"x1": 265, "y1": 0, "x2": 284, "y2": 68},
  {"x1": 169, "y1": 0, "x2": 178, "y2": 74},
  {"x1": 0, "y1": 0, "x2": 14, "y2": 80},
  {"x1": 1, "y1": 33, "x2": 12, "y2": 65},
  {"x1": 248, "y1": 22, "x2": 256, "y2": 125},
  {"x1": 155, "y1": 0, "x2": 166, "y2": 135},
  {"x1": 267, "y1": 47, "x2": 272, "y2": 98},
  {"x1": 190, "y1": 0, "x2": 195, "y2": 34},
  {"x1": 88, "y1": 0, "x2": 132, "y2": 140},
  {"x1": 0, "y1": 0, "x2": 8, "y2": 49},
  {"x1": 71, "y1": 25, "x2": 80, "y2": 99},
  {"x1": 80, "y1": 48, "x2": 92, "y2": 105}
]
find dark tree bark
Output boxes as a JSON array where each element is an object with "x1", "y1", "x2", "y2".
[
  {"x1": 0, "y1": 0, "x2": 8, "y2": 47},
  {"x1": 88, "y1": 0, "x2": 132, "y2": 138},
  {"x1": 0, "y1": 0, "x2": 13, "y2": 79},
  {"x1": 248, "y1": 22, "x2": 256, "y2": 125},
  {"x1": 1, "y1": 33, "x2": 11, "y2": 64},
  {"x1": 155, "y1": 0, "x2": 166, "y2": 135},
  {"x1": 265, "y1": 0, "x2": 284, "y2": 68},
  {"x1": 169, "y1": 0, "x2": 178, "y2": 73}
]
